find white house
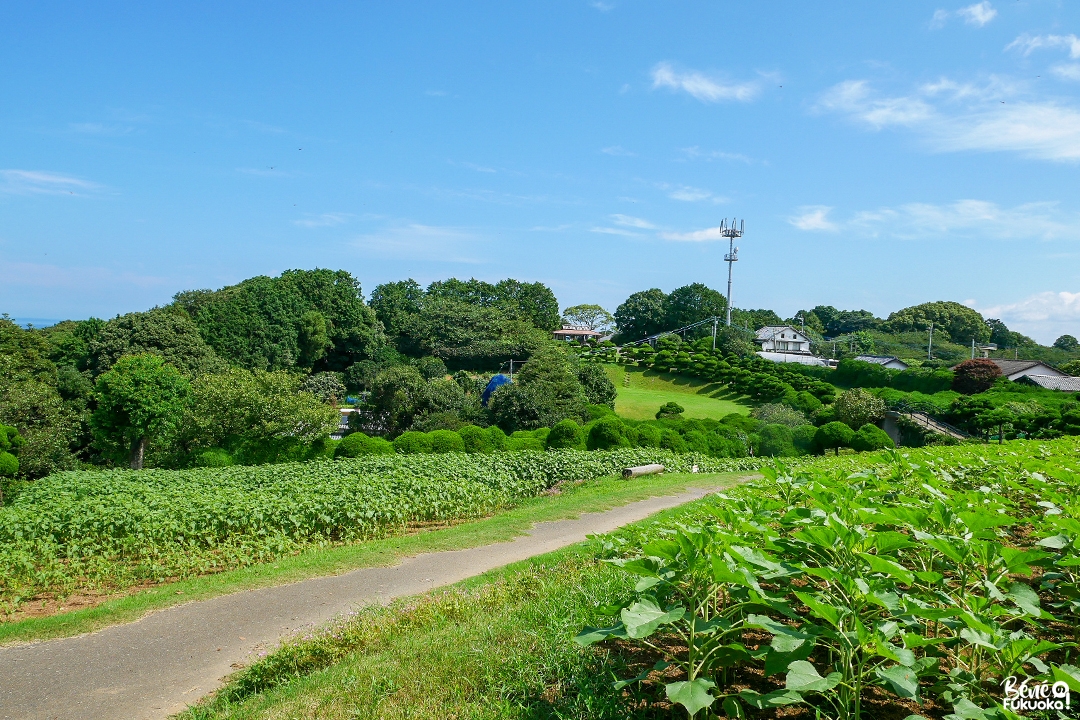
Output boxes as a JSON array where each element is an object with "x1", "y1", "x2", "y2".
[
  {"x1": 986, "y1": 359, "x2": 1066, "y2": 382},
  {"x1": 755, "y1": 326, "x2": 812, "y2": 354},
  {"x1": 854, "y1": 355, "x2": 910, "y2": 371}
]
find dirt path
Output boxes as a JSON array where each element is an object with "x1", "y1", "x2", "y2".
[{"x1": 0, "y1": 487, "x2": 716, "y2": 720}]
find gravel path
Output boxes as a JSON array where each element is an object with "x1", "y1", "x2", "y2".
[{"x1": 0, "y1": 487, "x2": 715, "y2": 720}]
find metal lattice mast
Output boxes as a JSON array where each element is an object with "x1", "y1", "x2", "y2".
[{"x1": 722, "y1": 219, "x2": 743, "y2": 326}]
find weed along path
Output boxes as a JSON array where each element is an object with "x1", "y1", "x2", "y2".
[{"x1": 0, "y1": 486, "x2": 720, "y2": 720}]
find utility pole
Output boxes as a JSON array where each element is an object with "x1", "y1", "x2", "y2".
[
  {"x1": 971, "y1": 337, "x2": 976, "y2": 360},
  {"x1": 722, "y1": 219, "x2": 744, "y2": 327},
  {"x1": 508, "y1": 359, "x2": 514, "y2": 381},
  {"x1": 927, "y1": 322, "x2": 934, "y2": 360},
  {"x1": 711, "y1": 317, "x2": 718, "y2": 351}
]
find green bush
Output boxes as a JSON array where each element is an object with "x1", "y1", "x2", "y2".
[
  {"x1": 486, "y1": 425, "x2": 507, "y2": 451},
  {"x1": 428, "y1": 429, "x2": 466, "y2": 453},
  {"x1": 546, "y1": 419, "x2": 585, "y2": 450},
  {"x1": 195, "y1": 449, "x2": 235, "y2": 467},
  {"x1": 336, "y1": 432, "x2": 395, "y2": 458},
  {"x1": 792, "y1": 424, "x2": 818, "y2": 455},
  {"x1": 659, "y1": 429, "x2": 687, "y2": 453},
  {"x1": 0, "y1": 452, "x2": 19, "y2": 478},
  {"x1": 505, "y1": 436, "x2": 545, "y2": 452},
  {"x1": 633, "y1": 424, "x2": 662, "y2": 448},
  {"x1": 393, "y1": 431, "x2": 433, "y2": 454},
  {"x1": 655, "y1": 401, "x2": 685, "y2": 419},
  {"x1": 457, "y1": 425, "x2": 493, "y2": 454},
  {"x1": 758, "y1": 423, "x2": 795, "y2": 457},
  {"x1": 815, "y1": 421, "x2": 854, "y2": 455},
  {"x1": 586, "y1": 404, "x2": 615, "y2": 421},
  {"x1": 587, "y1": 416, "x2": 629, "y2": 450},
  {"x1": 851, "y1": 423, "x2": 896, "y2": 452}
]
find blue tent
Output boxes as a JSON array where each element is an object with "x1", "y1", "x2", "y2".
[{"x1": 481, "y1": 374, "x2": 511, "y2": 406}]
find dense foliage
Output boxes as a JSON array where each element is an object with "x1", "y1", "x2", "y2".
[
  {"x1": 578, "y1": 439, "x2": 1080, "y2": 719},
  {"x1": 0, "y1": 449, "x2": 764, "y2": 607}
]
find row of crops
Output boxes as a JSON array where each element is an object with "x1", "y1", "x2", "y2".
[
  {"x1": 577, "y1": 438, "x2": 1080, "y2": 719},
  {"x1": 0, "y1": 449, "x2": 764, "y2": 608}
]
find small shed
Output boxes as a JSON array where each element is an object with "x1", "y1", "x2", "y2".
[
  {"x1": 854, "y1": 355, "x2": 910, "y2": 371},
  {"x1": 553, "y1": 326, "x2": 602, "y2": 343}
]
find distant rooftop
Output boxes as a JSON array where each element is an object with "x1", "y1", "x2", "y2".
[{"x1": 1017, "y1": 374, "x2": 1080, "y2": 392}]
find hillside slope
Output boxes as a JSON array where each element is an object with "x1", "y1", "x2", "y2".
[{"x1": 602, "y1": 365, "x2": 752, "y2": 421}]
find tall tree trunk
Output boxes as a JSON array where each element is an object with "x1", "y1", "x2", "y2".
[{"x1": 129, "y1": 436, "x2": 147, "y2": 470}]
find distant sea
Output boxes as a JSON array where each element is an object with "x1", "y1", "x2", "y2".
[{"x1": 9, "y1": 318, "x2": 63, "y2": 329}]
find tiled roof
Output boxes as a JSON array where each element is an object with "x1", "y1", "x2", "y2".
[{"x1": 1018, "y1": 374, "x2": 1080, "y2": 392}]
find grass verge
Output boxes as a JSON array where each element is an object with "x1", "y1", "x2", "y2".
[
  {"x1": 0, "y1": 470, "x2": 745, "y2": 646},
  {"x1": 177, "y1": 498, "x2": 717, "y2": 720}
]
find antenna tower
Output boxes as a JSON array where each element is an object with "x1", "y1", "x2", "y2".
[{"x1": 721, "y1": 219, "x2": 744, "y2": 326}]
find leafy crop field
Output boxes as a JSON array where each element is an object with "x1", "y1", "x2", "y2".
[
  {"x1": 578, "y1": 439, "x2": 1080, "y2": 719},
  {"x1": 0, "y1": 450, "x2": 764, "y2": 612}
]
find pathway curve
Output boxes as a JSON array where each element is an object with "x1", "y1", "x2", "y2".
[{"x1": 0, "y1": 487, "x2": 717, "y2": 720}]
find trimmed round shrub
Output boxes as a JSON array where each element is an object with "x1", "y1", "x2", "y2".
[
  {"x1": 486, "y1": 425, "x2": 507, "y2": 451},
  {"x1": 458, "y1": 425, "x2": 493, "y2": 454},
  {"x1": 547, "y1": 419, "x2": 585, "y2": 449},
  {"x1": 586, "y1": 404, "x2": 615, "y2": 421},
  {"x1": 587, "y1": 416, "x2": 629, "y2": 450},
  {"x1": 0, "y1": 451, "x2": 19, "y2": 478},
  {"x1": 505, "y1": 436, "x2": 545, "y2": 452},
  {"x1": 634, "y1": 424, "x2": 662, "y2": 448},
  {"x1": 429, "y1": 429, "x2": 466, "y2": 453},
  {"x1": 758, "y1": 424, "x2": 795, "y2": 457},
  {"x1": 683, "y1": 430, "x2": 711, "y2": 455},
  {"x1": 194, "y1": 449, "x2": 234, "y2": 467},
  {"x1": 850, "y1": 423, "x2": 896, "y2": 452},
  {"x1": 655, "y1": 401, "x2": 685, "y2": 419},
  {"x1": 393, "y1": 431, "x2": 433, "y2": 454},
  {"x1": 336, "y1": 432, "x2": 395, "y2": 457},
  {"x1": 815, "y1": 421, "x2": 854, "y2": 455},
  {"x1": 659, "y1": 429, "x2": 687, "y2": 453},
  {"x1": 792, "y1": 424, "x2": 819, "y2": 455},
  {"x1": 531, "y1": 427, "x2": 550, "y2": 443}
]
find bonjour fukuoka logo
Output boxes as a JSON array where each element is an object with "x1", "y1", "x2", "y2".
[{"x1": 1001, "y1": 676, "x2": 1071, "y2": 713}]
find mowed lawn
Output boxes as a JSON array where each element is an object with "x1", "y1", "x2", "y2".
[{"x1": 603, "y1": 365, "x2": 752, "y2": 421}]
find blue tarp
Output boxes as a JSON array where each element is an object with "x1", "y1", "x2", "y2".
[{"x1": 481, "y1": 374, "x2": 511, "y2": 406}]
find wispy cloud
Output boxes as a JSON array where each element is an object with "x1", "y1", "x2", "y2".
[
  {"x1": 460, "y1": 161, "x2": 496, "y2": 173},
  {"x1": 590, "y1": 226, "x2": 642, "y2": 237},
  {"x1": 425, "y1": 89, "x2": 449, "y2": 97},
  {"x1": 650, "y1": 62, "x2": 760, "y2": 103},
  {"x1": 0, "y1": 170, "x2": 99, "y2": 195},
  {"x1": 654, "y1": 182, "x2": 726, "y2": 203},
  {"x1": 611, "y1": 214, "x2": 656, "y2": 229},
  {"x1": 679, "y1": 147, "x2": 754, "y2": 164},
  {"x1": 590, "y1": 0, "x2": 615, "y2": 11},
  {"x1": 658, "y1": 225, "x2": 729, "y2": 242},
  {"x1": 0, "y1": 259, "x2": 165, "y2": 290},
  {"x1": 789, "y1": 206, "x2": 838, "y2": 231},
  {"x1": 818, "y1": 78, "x2": 1080, "y2": 161},
  {"x1": 601, "y1": 145, "x2": 635, "y2": 156},
  {"x1": 931, "y1": 2, "x2": 997, "y2": 29},
  {"x1": 350, "y1": 224, "x2": 485, "y2": 263},
  {"x1": 68, "y1": 122, "x2": 134, "y2": 136},
  {"x1": 294, "y1": 212, "x2": 352, "y2": 228},
  {"x1": 1052, "y1": 64, "x2": 1080, "y2": 81},
  {"x1": 798, "y1": 199, "x2": 1078, "y2": 240},
  {"x1": 975, "y1": 291, "x2": 1080, "y2": 344},
  {"x1": 1007, "y1": 33, "x2": 1080, "y2": 59}
]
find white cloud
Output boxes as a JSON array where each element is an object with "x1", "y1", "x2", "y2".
[
  {"x1": 843, "y1": 199, "x2": 1079, "y2": 240},
  {"x1": 658, "y1": 225, "x2": 728, "y2": 242},
  {"x1": 789, "y1": 206, "x2": 838, "y2": 231},
  {"x1": 0, "y1": 169, "x2": 98, "y2": 195},
  {"x1": 350, "y1": 224, "x2": 485, "y2": 263},
  {"x1": 601, "y1": 145, "x2": 635, "y2": 156},
  {"x1": 425, "y1": 90, "x2": 449, "y2": 96},
  {"x1": 611, "y1": 214, "x2": 656, "y2": 229},
  {"x1": 590, "y1": 226, "x2": 642, "y2": 237},
  {"x1": 1052, "y1": 64, "x2": 1080, "y2": 81},
  {"x1": 1007, "y1": 33, "x2": 1080, "y2": 59},
  {"x1": 931, "y1": 3, "x2": 996, "y2": 29},
  {"x1": 294, "y1": 212, "x2": 351, "y2": 228},
  {"x1": 976, "y1": 291, "x2": 1080, "y2": 344},
  {"x1": 818, "y1": 79, "x2": 1080, "y2": 161},
  {"x1": 650, "y1": 62, "x2": 760, "y2": 103},
  {"x1": 668, "y1": 186, "x2": 713, "y2": 202},
  {"x1": 590, "y1": 1, "x2": 615, "y2": 11},
  {"x1": 957, "y1": 2, "x2": 996, "y2": 27},
  {"x1": 679, "y1": 146, "x2": 753, "y2": 163},
  {"x1": 460, "y1": 161, "x2": 496, "y2": 173}
]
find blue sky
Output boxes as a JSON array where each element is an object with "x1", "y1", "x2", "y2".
[{"x1": 2, "y1": 1, "x2": 1080, "y2": 342}]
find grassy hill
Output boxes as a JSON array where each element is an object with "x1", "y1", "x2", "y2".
[{"x1": 601, "y1": 365, "x2": 752, "y2": 421}]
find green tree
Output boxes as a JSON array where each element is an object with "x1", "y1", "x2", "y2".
[
  {"x1": 489, "y1": 345, "x2": 587, "y2": 431},
  {"x1": 89, "y1": 307, "x2": 226, "y2": 378},
  {"x1": 91, "y1": 354, "x2": 190, "y2": 469},
  {"x1": 757, "y1": 424, "x2": 795, "y2": 457},
  {"x1": 614, "y1": 289, "x2": 668, "y2": 341},
  {"x1": 369, "y1": 279, "x2": 424, "y2": 338},
  {"x1": 399, "y1": 298, "x2": 548, "y2": 369},
  {"x1": 1054, "y1": 334, "x2": 1079, "y2": 351},
  {"x1": 975, "y1": 407, "x2": 1016, "y2": 444},
  {"x1": 951, "y1": 358, "x2": 1002, "y2": 395},
  {"x1": 730, "y1": 308, "x2": 783, "y2": 331},
  {"x1": 301, "y1": 372, "x2": 347, "y2": 404},
  {"x1": 664, "y1": 283, "x2": 726, "y2": 332},
  {"x1": 297, "y1": 310, "x2": 331, "y2": 367},
  {"x1": 815, "y1": 421, "x2": 854, "y2": 455},
  {"x1": 577, "y1": 363, "x2": 617, "y2": 408},
  {"x1": 414, "y1": 356, "x2": 448, "y2": 380},
  {"x1": 656, "y1": 401, "x2": 685, "y2": 419},
  {"x1": 833, "y1": 388, "x2": 886, "y2": 430},
  {"x1": 850, "y1": 423, "x2": 895, "y2": 452},
  {"x1": 369, "y1": 365, "x2": 429, "y2": 436},
  {"x1": 1058, "y1": 360, "x2": 1080, "y2": 376},
  {"x1": 885, "y1": 301, "x2": 990, "y2": 343},
  {"x1": 751, "y1": 403, "x2": 808, "y2": 428},
  {"x1": 562, "y1": 304, "x2": 614, "y2": 332}
]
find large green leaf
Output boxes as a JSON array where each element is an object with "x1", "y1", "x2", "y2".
[
  {"x1": 784, "y1": 660, "x2": 841, "y2": 693},
  {"x1": 621, "y1": 598, "x2": 685, "y2": 639},
  {"x1": 737, "y1": 688, "x2": 804, "y2": 708},
  {"x1": 1051, "y1": 663, "x2": 1080, "y2": 692},
  {"x1": 793, "y1": 591, "x2": 843, "y2": 629},
  {"x1": 665, "y1": 678, "x2": 716, "y2": 716},
  {"x1": 857, "y1": 552, "x2": 915, "y2": 586},
  {"x1": 876, "y1": 665, "x2": 920, "y2": 699},
  {"x1": 1006, "y1": 582, "x2": 1045, "y2": 617},
  {"x1": 573, "y1": 624, "x2": 625, "y2": 646}
]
